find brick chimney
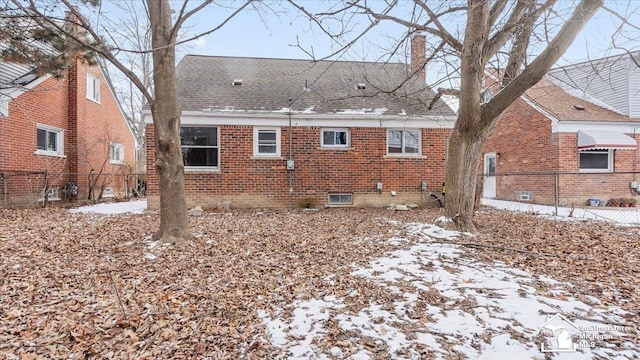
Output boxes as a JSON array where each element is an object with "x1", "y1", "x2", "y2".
[{"x1": 411, "y1": 33, "x2": 426, "y2": 82}]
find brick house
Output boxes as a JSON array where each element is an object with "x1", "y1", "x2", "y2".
[
  {"x1": 482, "y1": 52, "x2": 640, "y2": 206},
  {"x1": 143, "y1": 36, "x2": 456, "y2": 209},
  {"x1": 0, "y1": 56, "x2": 136, "y2": 205}
]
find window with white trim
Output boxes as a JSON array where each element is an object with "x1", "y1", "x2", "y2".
[
  {"x1": 321, "y1": 128, "x2": 349, "y2": 147},
  {"x1": 253, "y1": 127, "x2": 281, "y2": 157},
  {"x1": 181, "y1": 126, "x2": 219, "y2": 168},
  {"x1": 86, "y1": 73, "x2": 100, "y2": 102},
  {"x1": 36, "y1": 125, "x2": 64, "y2": 156},
  {"x1": 579, "y1": 149, "x2": 613, "y2": 172},
  {"x1": 102, "y1": 187, "x2": 115, "y2": 198},
  {"x1": 39, "y1": 187, "x2": 60, "y2": 201},
  {"x1": 387, "y1": 129, "x2": 420, "y2": 155},
  {"x1": 328, "y1": 193, "x2": 353, "y2": 205},
  {"x1": 109, "y1": 143, "x2": 124, "y2": 164}
]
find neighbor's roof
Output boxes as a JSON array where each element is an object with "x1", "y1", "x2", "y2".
[
  {"x1": 522, "y1": 76, "x2": 634, "y2": 122},
  {"x1": 175, "y1": 55, "x2": 455, "y2": 117}
]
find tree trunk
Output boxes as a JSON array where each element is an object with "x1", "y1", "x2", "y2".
[
  {"x1": 148, "y1": 0, "x2": 191, "y2": 244},
  {"x1": 444, "y1": 126, "x2": 486, "y2": 233}
]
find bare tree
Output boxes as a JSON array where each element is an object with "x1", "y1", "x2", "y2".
[
  {"x1": 4, "y1": 0, "x2": 252, "y2": 243},
  {"x1": 301, "y1": 0, "x2": 607, "y2": 232}
]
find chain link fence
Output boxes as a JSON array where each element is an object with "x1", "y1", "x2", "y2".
[
  {"x1": 0, "y1": 170, "x2": 146, "y2": 209},
  {"x1": 483, "y1": 170, "x2": 640, "y2": 214}
]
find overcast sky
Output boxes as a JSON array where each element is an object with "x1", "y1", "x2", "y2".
[{"x1": 180, "y1": 1, "x2": 639, "y2": 67}]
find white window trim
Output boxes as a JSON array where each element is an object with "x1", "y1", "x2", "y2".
[
  {"x1": 0, "y1": 95, "x2": 8, "y2": 117},
  {"x1": 86, "y1": 73, "x2": 100, "y2": 103},
  {"x1": 320, "y1": 128, "x2": 350, "y2": 148},
  {"x1": 102, "y1": 187, "x2": 115, "y2": 198},
  {"x1": 386, "y1": 128, "x2": 422, "y2": 156},
  {"x1": 253, "y1": 127, "x2": 281, "y2": 158},
  {"x1": 109, "y1": 142, "x2": 125, "y2": 164},
  {"x1": 579, "y1": 149, "x2": 613, "y2": 173},
  {"x1": 34, "y1": 124, "x2": 65, "y2": 157},
  {"x1": 181, "y1": 126, "x2": 220, "y2": 171},
  {"x1": 39, "y1": 187, "x2": 61, "y2": 202}
]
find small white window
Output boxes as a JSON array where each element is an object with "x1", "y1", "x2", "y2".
[
  {"x1": 103, "y1": 187, "x2": 115, "y2": 198},
  {"x1": 253, "y1": 127, "x2": 281, "y2": 157},
  {"x1": 35, "y1": 124, "x2": 64, "y2": 156},
  {"x1": 39, "y1": 187, "x2": 60, "y2": 201},
  {"x1": 387, "y1": 129, "x2": 421, "y2": 155},
  {"x1": 579, "y1": 150, "x2": 612, "y2": 172},
  {"x1": 328, "y1": 193, "x2": 353, "y2": 205},
  {"x1": 321, "y1": 128, "x2": 349, "y2": 147},
  {"x1": 86, "y1": 73, "x2": 100, "y2": 102},
  {"x1": 110, "y1": 143, "x2": 124, "y2": 164}
]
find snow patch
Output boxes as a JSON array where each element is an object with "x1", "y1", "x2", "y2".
[{"x1": 70, "y1": 200, "x2": 147, "y2": 215}]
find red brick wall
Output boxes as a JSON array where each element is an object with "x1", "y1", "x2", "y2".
[
  {"x1": 481, "y1": 97, "x2": 557, "y2": 203},
  {"x1": 555, "y1": 132, "x2": 640, "y2": 206},
  {"x1": 0, "y1": 76, "x2": 69, "y2": 176},
  {"x1": 70, "y1": 61, "x2": 135, "y2": 199},
  {"x1": 146, "y1": 124, "x2": 451, "y2": 209},
  {"x1": 0, "y1": 59, "x2": 135, "y2": 201},
  {"x1": 482, "y1": 97, "x2": 640, "y2": 205}
]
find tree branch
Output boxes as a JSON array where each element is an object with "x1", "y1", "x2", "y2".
[{"x1": 482, "y1": 0, "x2": 603, "y2": 125}]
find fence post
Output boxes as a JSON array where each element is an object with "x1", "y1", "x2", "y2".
[
  {"x1": 43, "y1": 170, "x2": 49, "y2": 208},
  {"x1": 2, "y1": 172, "x2": 7, "y2": 208},
  {"x1": 554, "y1": 172, "x2": 559, "y2": 216},
  {"x1": 125, "y1": 173, "x2": 129, "y2": 198}
]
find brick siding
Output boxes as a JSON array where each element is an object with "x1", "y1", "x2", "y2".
[
  {"x1": 482, "y1": 97, "x2": 640, "y2": 206},
  {"x1": 146, "y1": 124, "x2": 451, "y2": 209},
  {"x1": 0, "y1": 59, "x2": 135, "y2": 202}
]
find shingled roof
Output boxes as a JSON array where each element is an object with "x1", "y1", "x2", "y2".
[
  {"x1": 175, "y1": 55, "x2": 455, "y2": 117},
  {"x1": 523, "y1": 76, "x2": 631, "y2": 122}
]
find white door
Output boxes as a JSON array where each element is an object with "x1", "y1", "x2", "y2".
[{"x1": 483, "y1": 153, "x2": 497, "y2": 198}]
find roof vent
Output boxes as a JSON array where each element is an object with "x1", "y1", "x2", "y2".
[
  {"x1": 573, "y1": 104, "x2": 585, "y2": 110},
  {"x1": 232, "y1": 79, "x2": 243, "y2": 86},
  {"x1": 355, "y1": 83, "x2": 366, "y2": 90}
]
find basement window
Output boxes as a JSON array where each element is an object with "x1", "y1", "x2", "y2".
[
  {"x1": 102, "y1": 187, "x2": 115, "y2": 198},
  {"x1": 39, "y1": 188, "x2": 60, "y2": 201},
  {"x1": 328, "y1": 193, "x2": 353, "y2": 205}
]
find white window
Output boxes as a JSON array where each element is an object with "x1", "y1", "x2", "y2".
[
  {"x1": 321, "y1": 128, "x2": 349, "y2": 147},
  {"x1": 181, "y1": 126, "x2": 219, "y2": 169},
  {"x1": 102, "y1": 187, "x2": 115, "y2": 198},
  {"x1": 86, "y1": 73, "x2": 100, "y2": 102},
  {"x1": 579, "y1": 150, "x2": 613, "y2": 172},
  {"x1": 39, "y1": 187, "x2": 60, "y2": 201},
  {"x1": 253, "y1": 127, "x2": 281, "y2": 157},
  {"x1": 35, "y1": 124, "x2": 64, "y2": 156},
  {"x1": 387, "y1": 129, "x2": 421, "y2": 155},
  {"x1": 109, "y1": 143, "x2": 124, "y2": 164},
  {"x1": 328, "y1": 193, "x2": 353, "y2": 205}
]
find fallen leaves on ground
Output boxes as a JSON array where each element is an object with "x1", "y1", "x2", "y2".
[{"x1": 0, "y1": 204, "x2": 638, "y2": 359}]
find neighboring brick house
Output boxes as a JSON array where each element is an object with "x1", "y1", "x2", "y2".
[
  {"x1": 143, "y1": 36, "x2": 457, "y2": 209},
  {"x1": 0, "y1": 56, "x2": 136, "y2": 205},
  {"x1": 482, "y1": 52, "x2": 640, "y2": 206}
]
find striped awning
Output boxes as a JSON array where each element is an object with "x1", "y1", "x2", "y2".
[{"x1": 577, "y1": 130, "x2": 637, "y2": 150}]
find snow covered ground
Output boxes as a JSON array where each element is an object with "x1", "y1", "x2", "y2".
[
  {"x1": 482, "y1": 198, "x2": 640, "y2": 226},
  {"x1": 259, "y1": 223, "x2": 637, "y2": 359},
  {"x1": 66, "y1": 200, "x2": 638, "y2": 358},
  {"x1": 69, "y1": 199, "x2": 147, "y2": 215}
]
